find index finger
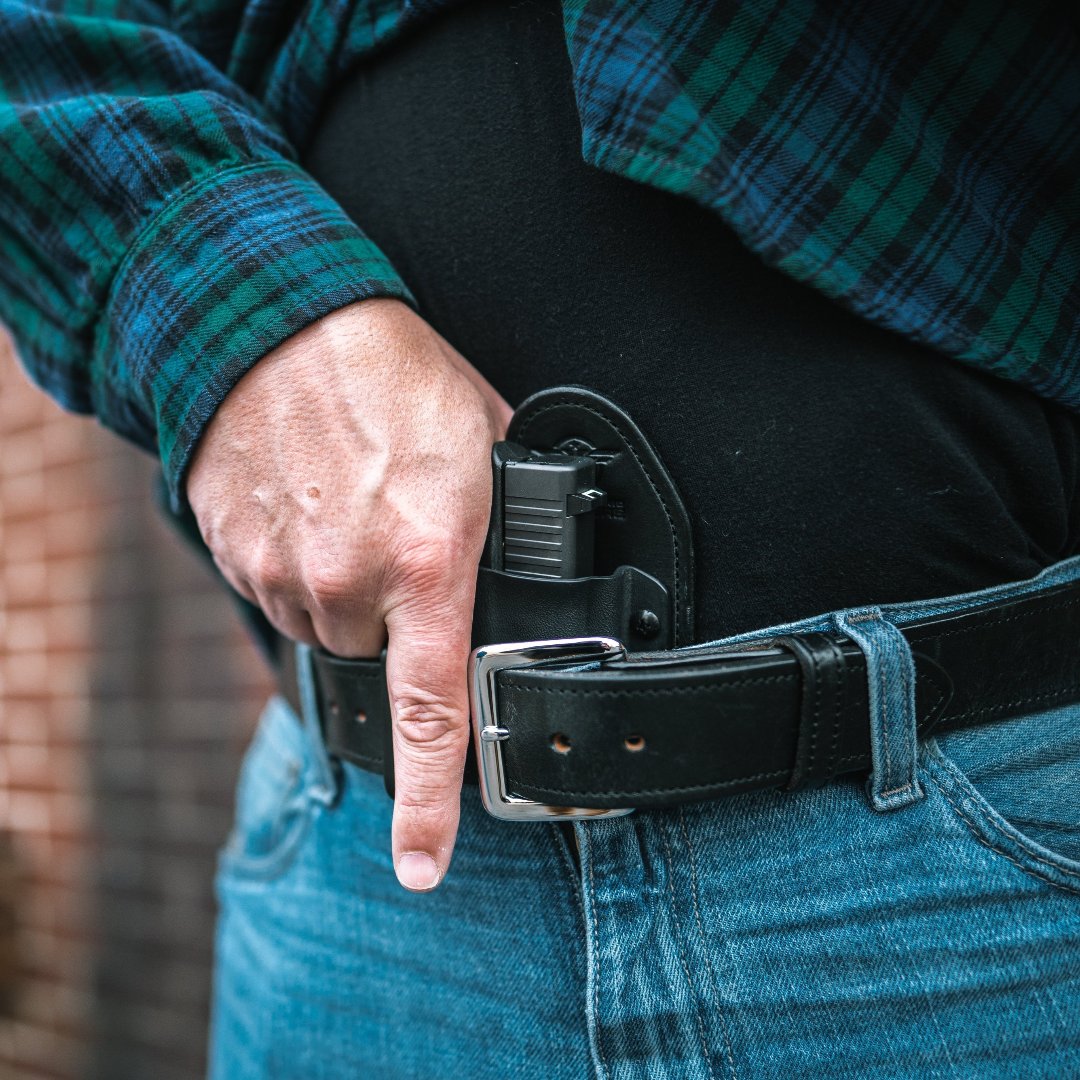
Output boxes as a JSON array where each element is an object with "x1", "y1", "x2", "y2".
[{"x1": 383, "y1": 583, "x2": 476, "y2": 891}]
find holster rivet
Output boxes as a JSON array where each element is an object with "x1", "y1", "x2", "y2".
[{"x1": 632, "y1": 610, "x2": 661, "y2": 640}]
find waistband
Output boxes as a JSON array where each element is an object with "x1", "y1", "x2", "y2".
[{"x1": 282, "y1": 554, "x2": 1080, "y2": 820}]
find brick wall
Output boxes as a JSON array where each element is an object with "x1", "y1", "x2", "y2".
[{"x1": 0, "y1": 331, "x2": 273, "y2": 1079}]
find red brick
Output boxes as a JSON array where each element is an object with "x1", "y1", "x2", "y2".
[
  {"x1": 7, "y1": 1020, "x2": 88, "y2": 1075},
  {"x1": 0, "y1": 427, "x2": 45, "y2": 477},
  {"x1": 3, "y1": 610, "x2": 48, "y2": 652},
  {"x1": 0, "y1": 702, "x2": 50, "y2": 745},
  {"x1": 41, "y1": 418, "x2": 95, "y2": 469},
  {"x1": 42, "y1": 509, "x2": 105, "y2": 560},
  {"x1": 2, "y1": 520, "x2": 46, "y2": 564},
  {"x1": 2, "y1": 792, "x2": 51, "y2": 834},
  {"x1": 18, "y1": 978, "x2": 92, "y2": 1031},
  {"x1": 41, "y1": 604, "x2": 92, "y2": 652},
  {"x1": 4, "y1": 561, "x2": 49, "y2": 605},
  {"x1": 42, "y1": 558, "x2": 95, "y2": 605},
  {"x1": 0, "y1": 330, "x2": 252, "y2": 1079},
  {"x1": 0, "y1": 348, "x2": 54, "y2": 436}
]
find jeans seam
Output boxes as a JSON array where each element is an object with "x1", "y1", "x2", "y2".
[
  {"x1": 217, "y1": 793, "x2": 315, "y2": 884},
  {"x1": 886, "y1": 620, "x2": 914, "y2": 797},
  {"x1": 586, "y1": 850, "x2": 612, "y2": 1080},
  {"x1": 879, "y1": 651, "x2": 896, "y2": 793},
  {"x1": 658, "y1": 819, "x2": 718, "y2": 1080},
  {"x1": 926, "y1": 754, "x2": 1080, "y2": 895},
  {"x1": 678, "y1": 808, "x2": 738, "y2": 1080},
  {"x1": 549, "y1": 824, "x2": 587, "y2": 925}
]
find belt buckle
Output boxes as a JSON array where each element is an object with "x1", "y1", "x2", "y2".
[{"x1": 469, "y1": 637, "x2": 636, "y2": 822}]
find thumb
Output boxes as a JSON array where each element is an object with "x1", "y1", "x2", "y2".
[{"x1": 383, "y1": 595, "x2": 474, "y2": 892}]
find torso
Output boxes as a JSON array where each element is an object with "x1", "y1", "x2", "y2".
[{"x1": 304, "y1": 0, "x2": 1080, "y2": 641}]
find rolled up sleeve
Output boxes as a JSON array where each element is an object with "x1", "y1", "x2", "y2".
[{"x1": 0, "y1": 2, "x2": 414, "y2": 508}]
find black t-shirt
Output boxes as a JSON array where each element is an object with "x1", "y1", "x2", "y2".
[{"x1": 304, "y1": 0, "x2": 1080, "y2": 643}]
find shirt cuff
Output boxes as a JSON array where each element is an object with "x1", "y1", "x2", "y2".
[{"x1": 95, "y1": 159, "x2": 416, "y2": 511}]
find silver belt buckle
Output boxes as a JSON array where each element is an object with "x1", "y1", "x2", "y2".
[{"x1": 469, "y1": 637, "x2": 636, "y2": 822}]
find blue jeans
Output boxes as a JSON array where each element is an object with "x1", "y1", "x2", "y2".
[{"x1": 210, "y1": 558, "x2": 1080, "y2": 1079}]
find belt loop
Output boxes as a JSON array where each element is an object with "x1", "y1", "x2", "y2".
[
  {"x1": 833, "y1": 608, "x2": 924, "y2": 812},
  {"x1": 773, "y1": 633, "x2": 848, "y2": 790},
  {"x1": 294, "y1": 642, "x2": 341, "y2": 808}
]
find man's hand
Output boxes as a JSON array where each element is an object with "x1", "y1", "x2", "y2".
[{"x1": 187, "y1": 298, "x2": 513, "y2": 891}]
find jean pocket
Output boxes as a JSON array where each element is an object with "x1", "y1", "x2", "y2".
[
  {"x1": 923, "y1": 700, "x2": 1080, "y2": 895},
  {"x1": 218, "y1": 696, "x2": 317, "y2": 883}
]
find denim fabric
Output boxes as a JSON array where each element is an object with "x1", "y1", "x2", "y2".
[{"x1": 210, "y1": 557, "x2": 1080, "y2": 1079}]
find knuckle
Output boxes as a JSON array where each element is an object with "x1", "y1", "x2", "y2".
[
  {"x1": 392, "y1": 690, "x2": 466, "y2": 752},
  {"x1": 258, "y1": 594, "x2": 308, "y2": 641},
  {"x1": 303, "y1": 561, "x2": 359, "y2": 610},
  {"x1": 396, "y1": 535, "x2": 454, "y2": 579},
  {"x1": 251, "y1": 550, "x2": 292, "y2": 595},
  {"x1": 390, "y1": 533, "x2": 470, "y2": 600}
]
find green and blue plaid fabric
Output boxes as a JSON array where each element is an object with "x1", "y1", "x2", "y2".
[{"x1": 1, "y1": 0, "x2": 1077, "y2": 504}]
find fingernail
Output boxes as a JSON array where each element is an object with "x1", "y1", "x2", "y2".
[{"x1": 396, "y1": 851, "x2": 442, "y2": 892}]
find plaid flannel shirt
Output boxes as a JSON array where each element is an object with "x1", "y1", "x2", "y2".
[{"x1": 1, "y1": 0, "x2": 1077, "y2": 507}]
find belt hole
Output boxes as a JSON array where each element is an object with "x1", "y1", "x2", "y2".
[
  {"x1": 550, "y1": 733, "x2": 572, "y2": 755},
  {"x1": 355, "y1": 710, "x2": 367, "y2": 726},
  {"x1": 623, "y1": 734, "x2": 646, "y2": 753}
]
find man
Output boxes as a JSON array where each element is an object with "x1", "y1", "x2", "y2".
[{"x1": 2, "y1": 1, "x2": 1079, "y2": 1076}]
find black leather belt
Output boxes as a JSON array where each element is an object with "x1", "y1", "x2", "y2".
[
  {"x1": 279, "y1": 575, "x2": 1080, "y2": 818},
  {"x1": 270, "y1": 386, "x2": 1080, "y2": 821}
]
